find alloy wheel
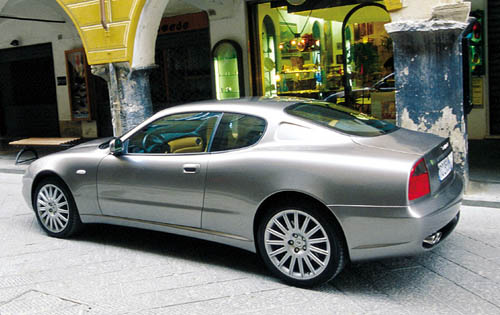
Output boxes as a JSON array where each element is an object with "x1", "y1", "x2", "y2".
[
  {"x1": 264, "y1": 209, "x2": 331, "y2": 280},
  {"x1": 36, "y1": 184, "x2": 70, "y2": 233}
]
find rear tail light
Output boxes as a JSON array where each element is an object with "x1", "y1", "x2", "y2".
[{"x1": 409, "y1": 158, "x2": 430, "y2": 201}]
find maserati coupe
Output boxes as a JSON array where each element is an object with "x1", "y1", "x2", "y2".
[{"x1": 22, "y1": 97, "x2": 463, "y2": 286}]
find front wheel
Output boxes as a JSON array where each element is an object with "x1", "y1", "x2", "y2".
[
  {"x1": 257, "y1": 205, "x2": 346, "y2": 287},
  {"x1": 33, "y1": 178, "x2": 83, "y2": 238}
]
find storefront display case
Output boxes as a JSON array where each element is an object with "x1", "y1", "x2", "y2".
[
  {"x1": 65, "y1": 48, "x2": 92, "y2": 121},
  {"x1": 254, "y1": 2, "x2": 395, "y2": 121},
  {"x1": 212, "y1": 40, "x2": 244, "y2": 100}
]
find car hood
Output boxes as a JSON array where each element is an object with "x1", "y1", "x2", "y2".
[
  {"x1": 66, "y1": 137, "x2": 113, "y2": 151},
  {"x1": 351, "y1": 128, "x2": 445, "y2": 156}
]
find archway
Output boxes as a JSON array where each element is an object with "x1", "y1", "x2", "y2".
[{"x1": 341, "y1": 3, "x2": 390, "y2": 107}]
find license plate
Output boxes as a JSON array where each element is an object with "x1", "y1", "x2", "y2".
[{"x1": 438, "y1": 152, "x2": 453, "y2": 181}]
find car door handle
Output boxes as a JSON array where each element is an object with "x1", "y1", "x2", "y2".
[{"x1": 183, "y1": 164, "x2": 200, "y2": 174}]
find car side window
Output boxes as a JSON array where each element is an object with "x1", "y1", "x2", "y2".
[
  {"x1": 210, "y1": 113, "x2": 266, "y2": 152},
  {"x1": 125, "y1": 112, "x2": 221, "y2": 154}
]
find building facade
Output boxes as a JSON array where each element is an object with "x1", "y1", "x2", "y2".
[{"x1": 0, "y1": 0, "x2": 493, "y2": 142}]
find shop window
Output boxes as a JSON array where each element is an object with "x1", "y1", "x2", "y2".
[
  {"x1": 255, "y1": 2, "x2": 395, "y2": 122},
  {"x1": 213, "y1": 40, "x2": 245, "y2": 100},
  {"x1": 262, "y1": 15, "x2": 277, "y2": 96}
]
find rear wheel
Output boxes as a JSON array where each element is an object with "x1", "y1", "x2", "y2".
[
  {"x1": 257, "y1": 204, "x2": 346, "y2": 287},
  {"x1": 33, "y1": 178, "x2": 82, "y2": 238}
]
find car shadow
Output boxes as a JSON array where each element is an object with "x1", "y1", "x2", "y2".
[
  {"x1": 72, "y1": 223, "x2": 432, "y2": 292},
  {"x1": 72, "y1": 223, "x2": 268, "y2": 277}
]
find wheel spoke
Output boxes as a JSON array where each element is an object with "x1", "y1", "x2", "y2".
[
  {"x1": 54, "y1": 216, "x2": 64, "y2": 230},
  {"x1": 289, "y1": 256, "x2": 296, "y2": 275},
  {"x1": 37, "y1": 199, "x2": 48, "y2": 207},
  {"x1": 43, "y1": 214, "x2": 50, "y2": 226},
  {"x1": 304, "y1": 255, "x2": 316, "y2": 275},
  {"x1": 269, "y1": 246, "x2": 286, "y2": 257},
  {"x1": 310, "y1": 245, "x2": 329, "y2": 256},
  {"x1": 58, "y1": 209, "x2": 69, "y2": 214},
  {"x1": 293, "y1": 211, "x2": 299, "y2": 230},
  {"x1": 265, "y1": 239, "x2": 285, "y2": 246},
  {"x1": 40, "y1": 210, "x2": 49, "y2": 219},
  {"x1": 49, "y1": 186, "x2": 55, "y2": 199},
  {"x1": 307, "y1": 252, "x2": 325, "y2": 267},
  {"x1": 297, "y1": 257, "x2": 305, "y2": 277},
  {"x1": 39, "y1": 189, "x2": 49, "y2": 202},
  {"x1": 283, "y1": 213, "x2": 294, "y2": 231},
  {"x1": 57, "y1": 213, "x2": 68, "y2": 223},
  {"x1": 306, "y1": 224, "x2": 321, "y2": 238},
  {"x1": 300, "y1": 216, "x2": 310, "y2": 233},
  {"x1": 57, "y1": 201, "x2": 68, "y2": 208},
  {"x1": 49, "y1": 216, "x2": 54, "y2": 230},
  {"x1": 266, "y1": 227, "x2": 285, "y2": 240},
  {"x1": 272, "y1": 218, "x2": 288, "y2": 235},
  {"x1": 55, "y1": 193, "x2": 65, "y2": 203},
  {"x1": 278, "y1": 252, "x2": 291, "y2": 268},
  {"x1": 309, "y1": 237, "x2": 328, "y2": 245}
]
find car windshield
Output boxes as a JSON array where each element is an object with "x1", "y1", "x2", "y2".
[{"x1": 285, "y1": 101, "x2": 398, "y2": 137}]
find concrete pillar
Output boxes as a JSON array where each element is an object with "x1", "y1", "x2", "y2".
[
  {"x1": 386, "y1": 1, "x2": 471, "y2": 186},
  {"x1": 92, "y1": 63, "x2": 154, "y2": 136}
]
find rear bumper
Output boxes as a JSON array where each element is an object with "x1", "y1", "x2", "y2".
[{"x1": 329, "y1": 173, "x2": 463, "y2": 262}]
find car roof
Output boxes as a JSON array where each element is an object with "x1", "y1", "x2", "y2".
[{"x1": 154, "y1": 97, "x2": 306, "y2": 118}]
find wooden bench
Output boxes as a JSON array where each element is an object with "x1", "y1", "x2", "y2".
[{"x1": 9, "y1": 137, "x2": 80, "y2": 164}]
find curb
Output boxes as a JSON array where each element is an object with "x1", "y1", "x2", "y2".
[
  {"x1": 0, "y1": 168, "x2": 25, "y2": 174},
  {"x1": 462, "y1": 199, "x2": 500, "y2": 209}
]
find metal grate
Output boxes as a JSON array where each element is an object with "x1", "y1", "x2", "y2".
[{"x1": 150, "y1": 29, "x2": 213, "y2": 113}]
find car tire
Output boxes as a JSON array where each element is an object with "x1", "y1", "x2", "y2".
[
  {"x1": 33, "y1": 177, "x2": 83, "y2": 238},
  {"x1": 257, "y1": 203, "x2": 346, "y2": 287}
]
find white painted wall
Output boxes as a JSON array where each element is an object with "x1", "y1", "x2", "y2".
[
  {"x1": 392, "y1": 0, "x2": 470, "y2": 21},
  {"x1": 0, "y1": 0, "x2": 82, "y2": 124},
  {"x1": 209, "y1": 1, "x2": 251, "y2": 97}
]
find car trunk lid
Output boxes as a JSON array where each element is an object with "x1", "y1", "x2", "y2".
[{"x1": 352, "y1": 128, "x2": 455, "y2": 197}]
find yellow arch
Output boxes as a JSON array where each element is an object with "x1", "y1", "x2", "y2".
[{"x1": 56, "y1": 0, "x2": 147, "y2": 65}]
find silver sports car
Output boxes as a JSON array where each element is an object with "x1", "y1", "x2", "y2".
[{"x1": 22, "y1": 97, "x2": 463, "y2": 287}]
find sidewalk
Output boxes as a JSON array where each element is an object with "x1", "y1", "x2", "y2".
[{"x1": 1, "y1": 138, "x2": 499, "y2": 207}]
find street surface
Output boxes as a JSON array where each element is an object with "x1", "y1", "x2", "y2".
[{"x1": 0, "y1": 173, "x2": 499, "y2": 314}]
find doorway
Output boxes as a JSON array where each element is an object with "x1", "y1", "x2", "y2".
[
  {"x1": 488, "y1": 1, "x2": 500, "y2": 135},
  {"x1": 0, "y1": 43, "x2": 59, "y2": 138},
  {"x1": 149, "y1": 19, "x2": 212, "y2": 113}
]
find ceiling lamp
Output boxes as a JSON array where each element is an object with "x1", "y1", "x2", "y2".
[{"x1": 287, "y1": 0, "x2": 307, "y2": 5}]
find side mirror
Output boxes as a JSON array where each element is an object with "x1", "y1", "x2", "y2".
[{"x1": 109, "y1": 138, "x2": 123, "y2": 155}]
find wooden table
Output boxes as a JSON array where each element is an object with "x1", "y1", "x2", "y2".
[{"x1": 9, "y1": 137, "x2": 80, "y2": 164}]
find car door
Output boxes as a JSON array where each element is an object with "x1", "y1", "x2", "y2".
[
  {"x1": 97, "y1": 112, "x2": 221, "y2": 228},
  {"x1": 202, "y1": 112, "x2": 267, "y2": 239}
]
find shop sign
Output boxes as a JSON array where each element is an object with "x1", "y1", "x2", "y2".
[
  {"x1": 472, "y1": 77, "x2": 484, "y2": 107},
  {"x1": 158, "y1": 12, "x2": 209, "y2": 35},
  {"x1": 384, "y1": 0, "x2": 403, "y2": 12}
]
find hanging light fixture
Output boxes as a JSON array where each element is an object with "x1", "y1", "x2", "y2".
[{"x1": 286, "y1": 0, "x2": 307, "y2": 5}]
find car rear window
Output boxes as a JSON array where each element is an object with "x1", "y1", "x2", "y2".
[{"x1": 285, "y1": 102, "x2": 398, "y2": 137}]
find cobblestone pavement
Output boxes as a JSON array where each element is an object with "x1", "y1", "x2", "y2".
[{"x1": 0, "y1": 173, "x2": 499, "y2": 315}]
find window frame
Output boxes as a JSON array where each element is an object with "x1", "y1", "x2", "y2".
[
  {"x1": 207, "y1": 112, "x2": 268, "y2": 153},
  {"x1": 120, "y1": 110, "x2": 268, "y2": 156},
  {"x1": 285, "y1": 102, "x2": 399, "y2": 137},
  {"x1": 122, "y1": 111, "x2": 223, "y2": 156}
]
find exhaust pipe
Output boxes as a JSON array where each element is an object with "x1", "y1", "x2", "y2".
[{"x1": 423, "y1": 231, "x2": 442, "y2": 246}]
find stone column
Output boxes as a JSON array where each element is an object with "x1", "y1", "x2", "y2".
[
  {"x1": 92, "y1": 63, "x2": 155, "y2": 136},
  {"x1": 386, "y1": 20, "x2": 470, "y2": 186}
]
